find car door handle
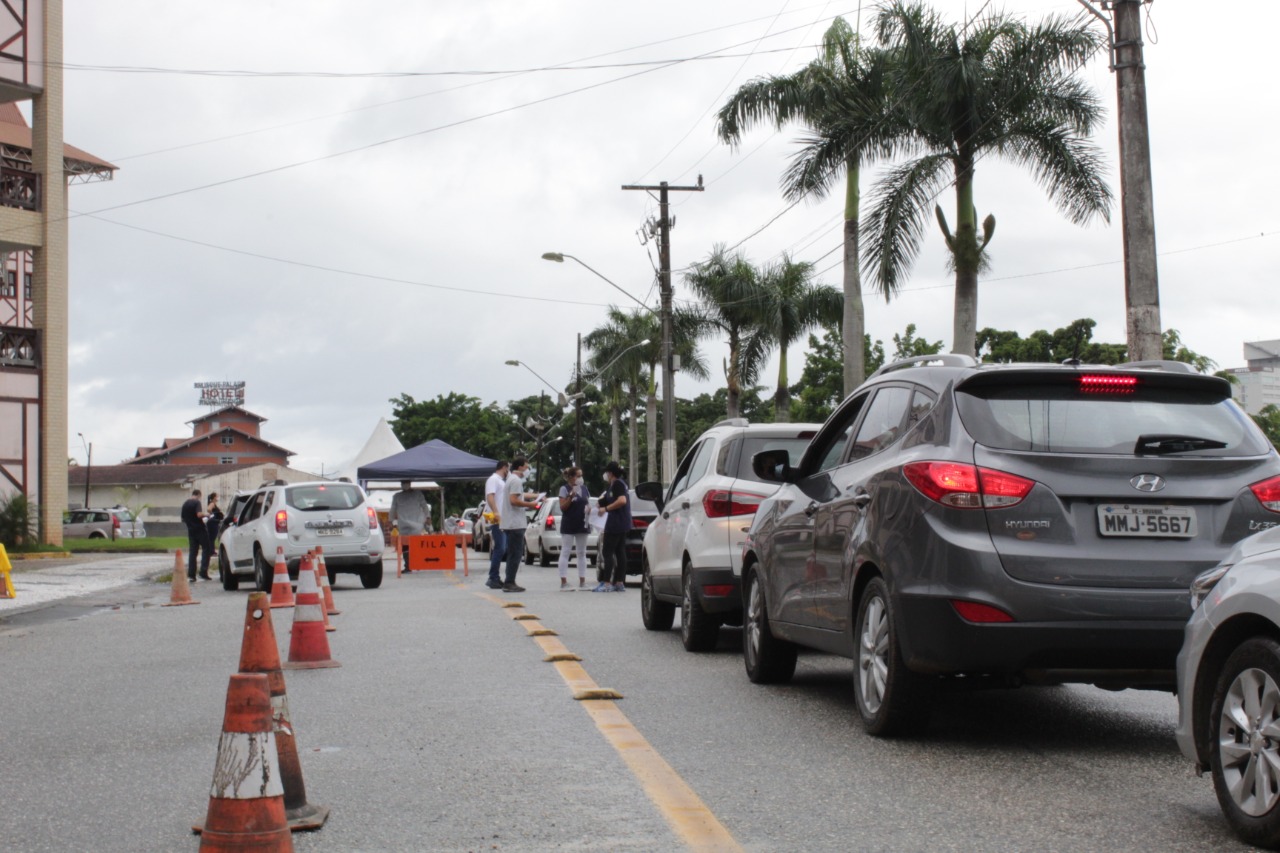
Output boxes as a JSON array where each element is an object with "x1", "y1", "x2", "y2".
[
  {"x1": 803, "y1": 500, "x2": 820, "y2": 518},
  {"x1": 852, "y1": 491, "x2": 872, "y2": 509}
]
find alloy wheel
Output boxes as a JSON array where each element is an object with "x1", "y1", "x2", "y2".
[
  {"x1": 858, "y1": 595, "x2": 890, "y2": 715},
  {"x1": 1218, "y1": 666, "x2": 1280, "y2": 817}
]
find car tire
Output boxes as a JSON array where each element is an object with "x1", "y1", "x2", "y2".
[
  {"x1": 852, "y1": 576, "x2": 931, "y2": 736},
  {"x1": 361, "y1": 563, "x2": 383, "y2": 589},
  {"x1": 219, "y1": 548, "x2": 239, "y2": 592},
  {"x1": 253, "y1": 547, "x2": 271, "y2": 593},
  {"x1": 89, "y1": 531, "x2": 105, "y2": 540},
  {"x1": 640, "y1": 555, "x2": 675, "y2": 632},
  {"x1": 1209, "y1": 636, "x2": 1280, "y2": 847},
  {"x1": 539, "y1": 541, "x2": 551, "y2": 567},
  {"x1": 743, "y1": 567, "x2": 797, "y2": 684},
  {"x1": 681, "y1": 563, "x2": 720, "y2": 652}
]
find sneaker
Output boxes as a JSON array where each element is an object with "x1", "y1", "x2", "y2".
[
  {"x1": 613, "y1": 583, "x2": 626, "y2": 592},
  {"x1": 485, "y1": 579, "x2": 503, "y2": 589},
  {"x1": 188, "y1": 576, "x2": 198, "y2": 583},
  {"x1": 502, "y1": 583, "x2": 526, "y2": 593},
  {"x1": 591, "y1": 582, "x2": 611, "y2": 592},
  {"x1": 560, "y1": 585, "x2": 575, "y2": 592}
]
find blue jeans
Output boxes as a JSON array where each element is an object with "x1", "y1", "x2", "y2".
[
  {"x1": 488, "y1": 526, "x2": 507, "y2": 585},
  {"x1": 504, "y1": 533, "x2": 525, "y2": 585}
]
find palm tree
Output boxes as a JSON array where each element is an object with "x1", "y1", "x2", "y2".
[
  {"x1": 754, "y1": 255, "x2": 844, "y2": 422},
  {"x1": 683, "y1": 246, "x2": 772, "y2": 420},
  {"x1": 717, "y1": 17, "x2": 901, "y2": 393},
  {"x1": 862, "y1": 1, "x2": 1112, "y2": 356},
  {"x1": 585, "y1": 307, "x2": 651, "y2": 477}
]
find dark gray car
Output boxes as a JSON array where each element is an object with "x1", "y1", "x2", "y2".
[{"x1": 742, "y1": 355, "x2": 1280, "y2": 735}]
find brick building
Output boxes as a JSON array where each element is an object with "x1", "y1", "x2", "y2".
[{"x1": 125, "y1": 405, "x2": 294, "y2": 467}]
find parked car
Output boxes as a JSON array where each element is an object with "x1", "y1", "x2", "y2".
[
  {"x1": 636, "y1": 419, "x2": 820, "y2": 651},
  {"x1": 524, "y1": 495, "x2": 599, "y2": 567},
  {"x1": 62, "y1": 506, "x2": 146, "y2": 540},
  {"x1": 473, "y1": 501, "x2": 493, "y2": 552},
  {"x1": 740, "y1": 355, "x2": 1280, "y2": 735},
  {"x1": 215, "y1": 491, "x2": 253, "y2": 549},
  {"x1": 218, "y1": 480, "x2": 384, "y2": 592},
  {"x1": 1177, "y1": 525, "x2": 1280, "y2": 848}
]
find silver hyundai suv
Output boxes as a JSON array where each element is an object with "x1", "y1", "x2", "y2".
[
  {"x1": 218, "y1": 480, "x2": 384, "y2": 591},
  {"x1": 741, "y1": 355, "x2": 1280, "y2": 735}
]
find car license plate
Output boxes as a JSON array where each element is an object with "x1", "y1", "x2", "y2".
[
  {"x1": 316, "y1": 527, "x2": 346, "y2": 537},
  {"x1": 1097, "y1": 504, "x2": 1196, "y2": 538}
]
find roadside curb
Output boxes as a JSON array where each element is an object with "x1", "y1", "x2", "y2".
[{"x1": 8, "y1": 551, "x2": 72, "y2": 561}]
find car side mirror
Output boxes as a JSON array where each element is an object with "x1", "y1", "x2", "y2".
[
  {"x1": 752, "y1": 449, "x2": 794, "y2": 483},
  {"x1": 634, "y1": 481, "x2": 665, "y2": 512}
]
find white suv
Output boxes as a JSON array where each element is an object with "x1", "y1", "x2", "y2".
[
  {"x1": 636, "y1": 419, "x2": 820, "y2": 651},
  {"x1": 217, "y1": 480, "x2": 384, "y2": 591}
]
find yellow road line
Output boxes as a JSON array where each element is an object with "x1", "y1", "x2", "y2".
[{"x1": 473, "y1": 588, "x2": 743, "y2": 852}]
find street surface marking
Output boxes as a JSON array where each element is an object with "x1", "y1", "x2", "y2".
[{"x1": 475, "y1": 590, "x2": 743, "y2": 852}]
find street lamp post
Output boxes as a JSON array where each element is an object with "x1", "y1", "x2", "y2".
[{"x1": 77, "y1": 432, "x2": 91, "y2": 509}]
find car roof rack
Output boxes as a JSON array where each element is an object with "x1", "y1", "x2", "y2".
[
  {"x1": 712, "y1": 417, "x2": 750, "y2": 428},
  {"x1": 1114, "y1": 360, "x2": 1199, "y2": 374},
  {"x1": 869, "y1": 353, "x2": 978, "y2": 379}
]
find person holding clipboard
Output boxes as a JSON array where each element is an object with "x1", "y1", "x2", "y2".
[{"x1": 593, "y1": 461, "x2": 631, "y2": 592}]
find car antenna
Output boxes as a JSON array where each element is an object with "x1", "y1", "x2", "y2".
[{"x1": 1061, "y1": 326, "x2": 1087, "y2": 367}]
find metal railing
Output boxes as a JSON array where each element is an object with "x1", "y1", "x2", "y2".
[
  {"x1": 0, "y1": 166, "x2": 39, "y2": 211},
  {"x1": 0, "y1": 325, "x2": 38, "y2": 367}
]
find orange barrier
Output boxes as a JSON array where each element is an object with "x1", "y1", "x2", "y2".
[
  {"x1": 284, "y1": 555, "x2": 340, "y2": 670},
  {"x1": 163, "y1": 550, "x2": 199, "y2": 607},
  {"x1": 197, "y1": 673, "x2": 292, "y2": 852},
  {"x1": 268, "y1": 548, "x2": 295, "y2": 610},
  {"x1": 309, "y1": 553, "x2": 335, "y2": 633},
  {"x1": 404, "y1": 535, "x2": 457, "y2": 571}
]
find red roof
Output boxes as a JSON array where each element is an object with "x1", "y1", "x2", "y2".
[
  {"x1": 125, "y1": 426, "x2": 294, "y2": 465},
  {"x1": 0, "y1": 102, "x2": 116, "y2": 173},
  {"x1": 187, "y1": 405, "x2": 266, "y2": 425}
]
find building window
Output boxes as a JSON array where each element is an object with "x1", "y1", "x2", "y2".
[
  {"x1": 0, "y1": 271, "x2": 12, "y2": 298},
  {"x1": 220, "y1": 456, "x2": 234, "y2": 464},
  {"x1": 23, "y1": 273, "x2": 30, "y2": 299},
  {"x1": 220, "y1": 435, "x2": 234, "y2": 446}
]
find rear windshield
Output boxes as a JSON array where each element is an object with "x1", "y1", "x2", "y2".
[
  {"x1": 285, "y1": 484, "x2": 365, "y2": 511},
  {"x1": 957, "y1": 384, "x2": 1270, "y2": 457},
  {"x1": 735, "y1": 437, "x2": 812, "y2": 482}
]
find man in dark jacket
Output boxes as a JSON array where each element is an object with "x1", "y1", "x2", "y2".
[{"x1": 180, "y1": 489, "x2": 210, "y2": 582}]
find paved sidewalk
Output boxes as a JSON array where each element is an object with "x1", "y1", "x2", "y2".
[{"x1": 0, "y1": 553, "x2": 173, "y2": 617}]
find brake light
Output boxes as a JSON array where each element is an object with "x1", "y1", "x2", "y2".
[
  {"x1": 545, "y1": 515, "x2": 556, "y2": 530},
  {"x1": 903, "y1": 462, "x2": 1034, "y2": 509},
  {"x1": 951, "y1": 600, "x2": 1015, "y2": 623},
  {"x1": 632, "y1": 518, "x2": 649, "y2": 530},
  {"x1": 1079, "y1": 374, "x2": 1138, "y2": 393},
  {"x1": 702, "y1": 489, "x2": 768, "y2": 518},
  {"x1": 275, "y1": 510, "x2": 288, "y2": 533},
  {"x1": 367, "y1": 506, "x2": 379, "y2": 529},
  {"x1": 702, "y1": 584, "x2": 735, "y2": 598},
  {"x1": 1250, "y1": 476, "x2": 1280, "y2": 513},
  {"x1": 111, "y1": 515, "x2": 120, "y2": 529}
]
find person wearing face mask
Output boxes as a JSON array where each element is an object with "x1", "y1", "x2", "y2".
[
  {"x1": 557, "y1": 466, "x2": 591, "y2": 590},
  {"x1": 594, "y1": 460, "x2": 631, "y2": 592}
]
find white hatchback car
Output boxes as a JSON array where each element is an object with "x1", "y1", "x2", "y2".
[
  {"x1": 636, "y1": 419, "x2": 820, "y2": 651},
  {"x1": 218, "y1": 480, "x2": 384, "y2": 592},
  {"x1": 524, "y1": 495, "x2": 599, "y2": 567}
]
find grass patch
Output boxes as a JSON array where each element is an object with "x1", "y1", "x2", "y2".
[
  {"x1": 4, "y1": 543, "x2": 68, "y2": 555},
  {"x1": 64, "y1": 536, "x2": 187, "y2": 553}
]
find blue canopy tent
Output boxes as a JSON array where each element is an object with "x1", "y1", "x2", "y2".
[{"x1": 358, "y1": 439, "x2": 497, "y2": 531}]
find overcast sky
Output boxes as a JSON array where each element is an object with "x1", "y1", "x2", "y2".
[{"x1": 61, "y1": 0, "x2": 1279, "y2": 474}]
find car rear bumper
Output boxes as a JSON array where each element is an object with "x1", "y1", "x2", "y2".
[
  {"x1": 689, "y1": 566, "x2": 741, "y2": 615},
  {"x1": 896, "y1": 594, "x2": 1184, "y2": 686}
]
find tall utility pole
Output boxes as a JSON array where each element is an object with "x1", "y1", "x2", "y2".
[
  {"x1": 620, "y1": 177, "x2": 703, "y2": 486},
  {"x1": 1081, "y1": 0, "x2": 1162, "y2": 361}
]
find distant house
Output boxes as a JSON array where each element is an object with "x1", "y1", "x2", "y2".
[
  {"x1": 124, "y1": 405, "x2": 294, "y2": 467},
  {"x1": 68, "y1": 461, "x2": 316, "y2": 536}
]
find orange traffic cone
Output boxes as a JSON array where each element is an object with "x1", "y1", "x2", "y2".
[
  {"x1": 269, "y1": 547, "x2": 295, "y2": 610},
  {"x1": 284, "y1": 555, "x2": 340, "y2": 670},
  {"x1": 309, "y1": 552, "x2": 336, "y2": 633},
  {"x1": 163, "y1": 549, "x2": 199, "y2": 607},
  {"x1": 314, "y1": 547, "x2": 340, "y2": 615},
  {"x1": 196, "y1": 673, "x2": 292, "y2": 852},
  {"x1": 235, "y1": 592, "x2": 329, "y2": 832}
]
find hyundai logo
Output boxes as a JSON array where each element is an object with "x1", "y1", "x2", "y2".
[{"x1": 1130, "y1": 474, "x2": 1166, "y2": 493}]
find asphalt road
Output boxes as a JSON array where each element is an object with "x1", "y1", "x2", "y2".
[{"x1": 0, "y1": 554, "x2": 1252, "y2": 852}]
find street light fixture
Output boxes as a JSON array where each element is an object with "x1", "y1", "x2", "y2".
[
  {"x1": 541, "y1": 252, "x2": 657, "y2": 315},
  {"x1": 585, "y1": 338, "x2": 651, "y2": 380},
  {"x1": 504, "y1": 359, "x2": 582, "y2": 408}
]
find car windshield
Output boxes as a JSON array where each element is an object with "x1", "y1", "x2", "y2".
[
  {"x1": 285, "y1": 484, "x2": 365, "y2": 511},
  {"x1": 957, "y1": 383, "x2": 1270, "y2": 457},
  {"x1": 735, "y1": 436, "x2": 812, "y2": 482}
]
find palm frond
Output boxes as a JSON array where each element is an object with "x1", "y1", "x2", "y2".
[{"x1": 860, "y1": 153, "x2": 951, "y2": 299}]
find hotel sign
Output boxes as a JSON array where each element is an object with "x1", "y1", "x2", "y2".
[{"x1": 195, "y1": 381, "x2": 245, "y2": 407}]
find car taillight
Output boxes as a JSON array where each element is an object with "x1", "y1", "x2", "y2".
[
  {"x1": 1250, "y1": 476, "x2": 1280, "y2": 513},
  {"x1": 1079, "y1": 374, "x2": 1138, "y2": 393},
  {"x1": 111, "y1": 515, "x2": 120, "y2": 529},
  {"x1": 275, "y1": 510, "x2": 288, "y2": 533},
  {"x1": 902, "y1": 462, "x2": 1034, "y2": 509},
  {"x1": 546, "y1": 515, "x2": 556, "y2": 530},
  {"x1": 702, "y1": 489, "x2": 768, "y2": 518},
  {"x1": 367, "y1": 506, "x2": 379, "y2": 529},
  {"x1": 632, "y1": 518, "x2": 649, "y2": 530},
  {"x1": 951, "y1": 600, "x2": 1015, "y2": 623}
]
